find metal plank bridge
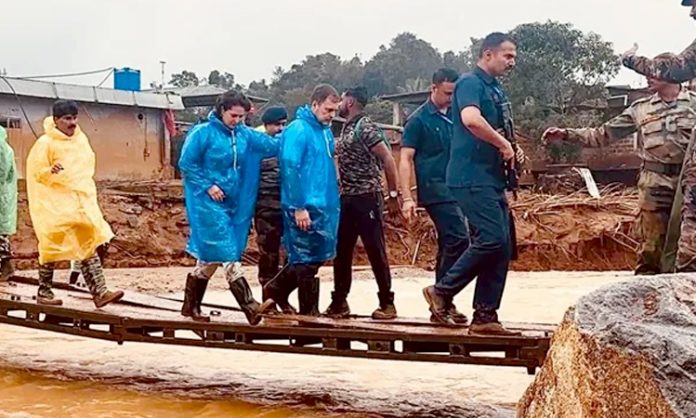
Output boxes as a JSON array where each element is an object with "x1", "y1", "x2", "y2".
[{"x1": 0, "y1": 275, "x2": 553, "y2": 375}]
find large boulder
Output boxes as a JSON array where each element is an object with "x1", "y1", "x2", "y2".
[{"x1": 518, "y1": 275, "x2": 696, "y2": 418}]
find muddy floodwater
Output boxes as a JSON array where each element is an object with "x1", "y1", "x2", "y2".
[{"x1": 0, "y1": 267, "x2": 630, "y2": 417}]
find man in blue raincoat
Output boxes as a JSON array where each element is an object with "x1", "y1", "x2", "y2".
[
  {"x1": 179, "y1": 90, "x2": 278, "y2": 325},
  {"x1": 259, "y1": 84, "x2": 341, "y2": 317}
]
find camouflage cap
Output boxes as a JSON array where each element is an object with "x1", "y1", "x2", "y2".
[{"x1": 683, "y1": 0, "x2": 693, "y2": 6}]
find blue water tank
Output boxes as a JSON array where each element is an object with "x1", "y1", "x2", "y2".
[{"x1": 114, "y1": 67, "x2": 141, "y2": 91}]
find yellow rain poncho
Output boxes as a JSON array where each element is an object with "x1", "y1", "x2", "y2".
[{"x1": 26, "y1": 117, "x2": 114, "y2": 264}]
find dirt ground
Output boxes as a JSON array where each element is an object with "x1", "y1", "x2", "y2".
[{"x1": 10, "y1": 181, "x2": 638, "y2": 272}]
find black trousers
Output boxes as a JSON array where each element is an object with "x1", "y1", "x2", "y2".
[
  {"x1": 254, "y1": 207, "x2": 284, "y2": 286},
  {"x1": 333, "y1": 192, "x2": 392, "y2": 302},
  {"x1": 267, "y1": 262, "x2": 322, "y2": 315}
]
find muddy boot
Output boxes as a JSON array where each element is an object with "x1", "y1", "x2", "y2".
[
  {"x1": 94, "y1": 290, "x2": 125, "y2": 308},
  {"x1": 229, "y1": 277, "x2": 262, "y2": 325},
  {"x1": 37, "y1": 290, "x2": 63, "y2": 306},
  {"x1": 0, "y1": 257, "x2": 13, "y2": 282},
  {"x1": 297, "y1": 276, "x2": 320, "y2": 317},
  {"x1": 323, "y1": 292, "x2": 350, "y2": 319},
  {"x1": 181, "y1": 274, "x2": 210, "y2": 322},
  {"x1": 372, "y1": 292, "x2": 397, "y2": 320},
  {"x1": 259, "y1": 268, "x2": 298, "y2": 316},
  {"x1": 79, "y1": 255, "x2": 123, "y2": 309},
  {"x1": 468, "y1": 310, "x2": 521, "y2": 336},
  {"x1": 37, "y1": 265, "x2": 62, "y2": 306},
  {"x1": 194, "y1": 277, "x2": 210, "y2": 320},
  {"x1": 422, "y1": 285, "x2": 454, "y2": 325},
  {"x1": 447, "y1": 302, "x2": 468, "y2": 325},
  {"x1": 292, "y1": 276, "x2": 322, "y2": 346}
]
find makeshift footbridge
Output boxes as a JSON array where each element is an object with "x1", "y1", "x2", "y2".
[{"x1": 0, "y1": 275, "x2": 553, "y2": 375}]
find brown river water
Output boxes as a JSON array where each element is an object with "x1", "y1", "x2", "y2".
[{"x1": 0, "y1": 267, "x2": 630, "y2": 417}]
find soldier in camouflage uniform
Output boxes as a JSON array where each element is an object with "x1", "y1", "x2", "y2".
[
  {"x1": 621, "y1": 0, "x2": 696, "y2": 271},
  {"x1": 254, "y1": 106, "x2": 287, "y2": 301},
  {"x1": 622, "y1": 0, "x2": 696, "y2": 83},
  {"x1": 543, "y1": 66, "x2": 696, "y2": 274}
]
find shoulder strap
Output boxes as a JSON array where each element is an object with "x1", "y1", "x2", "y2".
[{"x1": 353, "y1": 116, "x2": 389, "y2": 168}]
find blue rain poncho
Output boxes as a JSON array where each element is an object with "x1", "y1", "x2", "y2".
[
  {"x1": 280, "y1": 105, "x2": 340, "y2": 264},
  {"x1": 179, "y1": 111, "x2": 278, "y2": 263}
]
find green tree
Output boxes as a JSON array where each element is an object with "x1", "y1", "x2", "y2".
[
  {"x1": 207, "y1": 70, "x2": 237, "y2": 90},
  {"x1": 169, "y1": 70, "x2": 200, "y2": 88},
  {"x1": 442, "y1": 50, "x2": 473, "y2": 74},
  {"x1": 499, "y1": 21, "x2": 620, "y2": 139},
  {"x1": 364, "y1": 100, "x2": 394, "y2": 124},
  {"x1": 397, "y1": 77, "x2": 430, "y2": 94},
  {"x1": 363, "y1": 32, "x2": 443, "y2": 96}
]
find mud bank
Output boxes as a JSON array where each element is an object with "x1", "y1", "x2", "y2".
[{"x1": 10, "y1": 182, "x2": 638, "y2": 271}]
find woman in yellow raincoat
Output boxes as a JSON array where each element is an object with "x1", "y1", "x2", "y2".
[{"x1": 26, "y1": 100, "x2": 123, "y2": 308}]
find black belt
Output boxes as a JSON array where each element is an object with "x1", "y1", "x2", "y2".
[{"x1": 642, "y1": 161, "x2": 682, "y2": 176}]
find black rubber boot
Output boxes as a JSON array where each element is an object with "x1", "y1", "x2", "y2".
[
  {"x1": 372, "y1": 291, "x2": 397, "y2": 320},
  {"x1": 292, "y1": 276, "x2": 323, "y2": 346},
  {"x1": 229, "y1": 277, "x2": 262, "y2": 325},
  {"x1": 297, "y1": 276, "x2": 320, "y2": 316},
  {"x1": 68, "y1": 270, "x2": 80, "y2": 286},
  {"x1": 323, "y1": 292, "x2": 350, "y2": 319},
  {"x1": 181, "y1": 273, "x2": 210, "y2": 322},
  {"x1": 259, "y1": 269, "x2": 298, "y2": 316},
  {"x1": 0, "y1": 257, "x2": 13, "y2": 282},
  {"x1": 195, "y1": 277, "x2": 209, "y2": 316}
]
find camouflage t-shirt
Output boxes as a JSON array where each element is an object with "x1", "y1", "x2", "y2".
[{"x1": 336, "y1": 115, "x2": 384, "y2": 196}]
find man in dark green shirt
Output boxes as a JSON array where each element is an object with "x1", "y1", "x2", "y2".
[
  {"x1": 400, "y1": 68, "x2": 469, "y2": 324},
  {"x1": 422, "y1": 32, "x2": 520, "y2": 336}
]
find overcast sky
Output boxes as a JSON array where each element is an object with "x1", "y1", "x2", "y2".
[{"x1": 1, "y1": 0, "x2": 692, "y2": 90}]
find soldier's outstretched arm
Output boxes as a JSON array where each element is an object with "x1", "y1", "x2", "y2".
[
  {"x1": 564, "y1": 107, "x2": 638, "y2": 148},
  {"x1": 623, "y1": 38, "x2": 696, "y2": 83}
]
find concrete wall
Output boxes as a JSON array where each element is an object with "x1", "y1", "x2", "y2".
[{"x1": 0, "y1": 95, "x2": 173, "y2": 180}]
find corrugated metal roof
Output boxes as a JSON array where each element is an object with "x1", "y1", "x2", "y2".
[
  {"x1": 379, "y1": 90, "x2": 429, "y2": 104},
  {"x1": 0, "y1": 76, "x2": 184, "y2": 110},
  {"x1": 158, "y1": 85, "x2": 269, "y2": 108}
]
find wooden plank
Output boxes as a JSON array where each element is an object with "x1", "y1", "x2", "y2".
[{"x1": 0, "y1": 277, "x2": 551, "y2": 373}]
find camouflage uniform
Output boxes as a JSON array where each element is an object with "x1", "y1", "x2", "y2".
[
  {"x1": 0, "y1": 235, "x2": 11, "y2": 279},
  {"x1": 565, "y1": 89, "x2": 696, "y2": 274},
  {"x1": 677, "y1": 132, "x2": 696, "y2": 271},
  {"x1": 0, "y1": 235, "x2": 10, "y2": 261},
  {"x1": 623, "y1": 39, "x2": 696, "y2": 84},
  {"x1": 254, "y1": 156, "x2": 284, "y2": 287}
]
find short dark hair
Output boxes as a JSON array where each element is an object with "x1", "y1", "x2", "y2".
[
  {"x1": 310, "y1": 84, "x2": 340, "y2": 105},
  {"x1": 344, "y1": 86, "x2": 369, "y2": 107},
  {"x1": 53, "y1": 100, "x2": 79, "y2": 118},
  {"x1": 479, "y1": 32, "x2": 516, "y2": 58},
  {"x1": 432, "y1": 68, "x2": 459, "y2": 85},
  {"x1": 215, "y1": 90, "x2": 252, "y2": 115}
]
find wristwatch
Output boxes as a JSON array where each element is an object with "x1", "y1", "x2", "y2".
[{"x1": 388, "y1": 190, "x2": 399, "y2": 199}]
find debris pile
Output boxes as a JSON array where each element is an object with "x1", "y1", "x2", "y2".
[{"x1": 11, "y1": 182, "x2": 639, "y2": 271}]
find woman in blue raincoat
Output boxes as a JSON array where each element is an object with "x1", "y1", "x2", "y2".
[
  {"x1": 179, "y1": 90, "x2": 278, "y2": 324},
  {"x1": 259, "y1": 84, "x2": 341, "y2": 317}
]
